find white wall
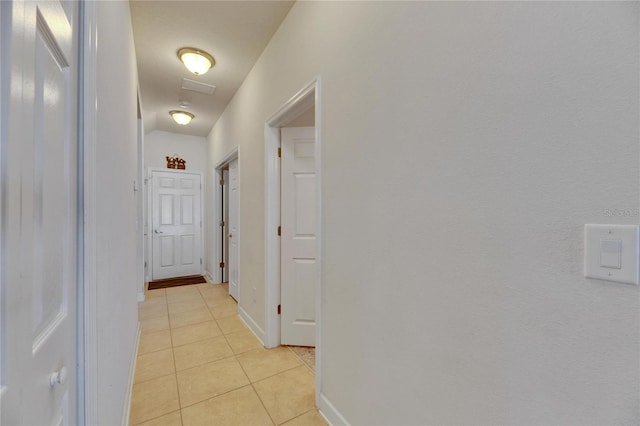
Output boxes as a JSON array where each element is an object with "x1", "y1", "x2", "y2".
[
  {"x1": 144, "y1": 130, "x2": 207, "y2": 172},
  {"x1": 143, "y1": 130, "x2": 207, "y2": 282},
  {"x1": 207, "y1": 2, "x2": 639, "y2": 424},
  {"x1": 95, "y1": 2, "x2": 140, "y2": 424}
]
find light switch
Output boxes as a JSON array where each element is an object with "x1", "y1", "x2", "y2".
[
  {"x1": 585, "y1": 224, "x2": 639, "y2": 285},
  {"x1": 600, "y1": 239, "x2": 621, "y2": 268}
]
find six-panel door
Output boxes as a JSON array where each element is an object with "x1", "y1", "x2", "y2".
[{"x1": 151, "y1": 171, "x2": 203, "y2": 280}]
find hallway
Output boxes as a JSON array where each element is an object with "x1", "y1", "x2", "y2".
[{"x1": 130, "y1": 283, "x2": 325, "y2": 425}]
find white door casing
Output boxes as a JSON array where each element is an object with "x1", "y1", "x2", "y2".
[
  {"x1": 281, "y1": 127, "x2": 317, "y2": 346},
  {"x1": 1, "y1": 1, "x2": 79, "y2": 423},
  {"x1": 151, "y1": 170, "x2": 203, "y2": 280},
  {"x1": 228, "y1": 159, "x2": 239, "y2": 301}
]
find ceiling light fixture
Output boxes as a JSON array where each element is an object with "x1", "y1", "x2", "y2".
[
  {"x1": 177, "y1": 47, "x2": 215, "y2": 75},
  {"x1": 170, "y1": 110, "x2": 194, "y2": 125}
]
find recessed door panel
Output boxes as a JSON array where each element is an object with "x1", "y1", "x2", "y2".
[
  {"x1": 160, "y1": 194, "x2": 174, "y2": 225},
  {"x1": 294, "y1": 173, "x2": 316, "y2": 237},
  {"x1": 180, "y1": 178, "x2": 194, "y2": 189},
  {"x1": 160, "y1": 236, "x2": 175, "y2": 267},
  {"x1": 181, "y1": 234, "x2": 194, "y2": 265},
  {"x1": 293, "y1": 258, "x2": 316, "y2": 323},
  {"x1": 160, "y1": 177, "x2": 174, "y2": 188},
  {"x1": 181, "y1": 195, "x2": 194, "y2": 225}
]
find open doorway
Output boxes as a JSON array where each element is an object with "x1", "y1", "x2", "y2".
[
  {"x1": 212, "y1": 148, "x2": 239, "y2": 301},
  {"x1": 264, "y1": 78, "x2": 322, "y2": 405}
]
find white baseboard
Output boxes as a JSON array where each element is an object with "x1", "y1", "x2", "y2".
[
  {"x1": 238, "y1": 306, "x2": 265, "y2": 345},
  {"x1": 318, "y1": 393, "x2": 349, "y2": 426},
  {"x1": 137, "y1": 291, "x2": 145, "y2": 302},
  {"x1": 204, "y1": 270, "x2": 214, "y2": 283},
  {"x1": 121, "y1": 323, "x2": 141, "y2": 426}
]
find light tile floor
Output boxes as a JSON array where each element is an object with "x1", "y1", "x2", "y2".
[{"x1": 131, "y1": 282, "x2": 327, "y2": 426}]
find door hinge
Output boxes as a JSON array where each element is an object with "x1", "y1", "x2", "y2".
[
  {"x1": 200, "y1": 258, "x2": 203, "y2": 265},
  {"x1": 277, "y1": 304, "x2": 281, "y2": 315},
  {"x1": 277, "y1": 226, "x2": 281, "y2": 236},
  {"x1": 220, "y1": 178, "x2": 224, "y2": 186},
  {"x1": 277, "y1": 147, "x2": 281, "y2": 158},
  {"x1": 219, "y1": 262, "x2": 225, "y2": 268},
  {"x1": 220, "y1": 220, "x2": 225, "y2": 227}
]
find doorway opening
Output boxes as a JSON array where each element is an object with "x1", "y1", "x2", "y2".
[
  {"x1": 212, "y1": 148, "x2": 239, "y2": 302},
  {"x1": 264, "y1": 78, "x2": 322, "y2": 405},
  {"x1": 148, "y1": 168, "x2": 204, "y2": 281}
]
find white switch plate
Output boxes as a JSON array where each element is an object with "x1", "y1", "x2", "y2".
[{"x1": 584, "y1": 224, "x2": 639, "y2": 285}]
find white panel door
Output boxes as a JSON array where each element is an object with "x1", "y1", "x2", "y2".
[
  {"x1": 222, "y1": 169, "x2": 229, "y2": 283},
  {"x1": 1, "y1": 1, "x2": 79, "y2": 424},
  {"x1": 152, "y1": 171, "x2": 202, "y2": 279},
  {"x1": 228, "y1": 159, "x2": 239, "y2": 301},
  {"x1": 281, "y1": 127, "x2": 316, "y2": 346}
]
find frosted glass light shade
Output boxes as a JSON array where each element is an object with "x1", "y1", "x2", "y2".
[
  {"x1": 177, "y1": 48, "x2": 215, "y2": 75},
  {"x1": 170, "y1": 110, "x2": 194, "y2": 125}
]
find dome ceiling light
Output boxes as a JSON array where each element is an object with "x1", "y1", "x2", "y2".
[
  {"x1": 170, "y1": 110, "x2": 194, "y2": 125},
  {"x1": 177, "y1": 47, "x2": 215, "y2": 75}
]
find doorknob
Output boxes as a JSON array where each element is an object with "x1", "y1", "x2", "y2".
[
  {"x1": 50, "y1": 367, "x2": 67, "y2": 386},
  {"x1": 154, "y1": 229, "x2": 163, "y2": 234}
]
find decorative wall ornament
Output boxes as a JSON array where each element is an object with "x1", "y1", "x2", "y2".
[{"x1": 166, "y1": 155, "x2": 186, "y2": 170}]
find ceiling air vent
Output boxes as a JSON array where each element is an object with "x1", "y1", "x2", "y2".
[{"x1": 181, "y1": 78, "x2": 216, "y2": 95}]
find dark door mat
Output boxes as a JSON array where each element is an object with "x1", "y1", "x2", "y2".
[{"x1": 148, "y1": 275, "x2": 207, "y2": 290}]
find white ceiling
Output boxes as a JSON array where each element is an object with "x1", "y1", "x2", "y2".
[{"x1": 130, "y1": 1, "x2": 295, "y2": 138}]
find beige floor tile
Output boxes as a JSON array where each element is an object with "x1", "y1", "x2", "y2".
[
  {"x1": 134, "y1": 349, "x2": 175, "y2": 384},
  {"x1": 216, "y1": 315, "x2": 247, "y2": 334},
  {"x1": 165, "y1": 284, "x2": 200, "y2": 295},
  {"x1": 168, "y1": 300, "x2": 208, "y2": 315},
  {"x1": 171, "y1": 321, "x2": 222, "y2": 347},
  {"x1": 166, "y1": 289, "x2": 203, "y2": 304},
  {"x1": 139, "y1": 301, "x2": 169, "y2": 321},
  {"x1": 176, "y1": 358, "x2": 249, "y2": 407},
  {"x1": 195, "y1": 283, "x2": 225, "y2": 294},
  {"x1": 173, "y1": 335, "x2": 233, "y2": 371},
  {"x1": 237, "y1": 346, "x2": 302, "y2": 382},
  {"x1": 225, "y1": 329, "x2": 263, "y2": 355},
  {"x1": 181, "y1": 385, "x2": 273, "y2": 426},
  {"x1": 135, "y1": 410, "x2": 182, "y2": 426},
  {"x1": 144, "y1": 288, "x2": 166, "y2": 299},
  {"x1": 253, "y1": 366, "x2": 315, "y2": 425},
  {"x1": 203, "y1": 291, "x2": 234, "y2": 308},
  {"x1": 138, "y1": 329, "x2": 172, "y2": 355},
  {"x1": 140, "y1": 315, "x2": 170, "y2": 333},
  {"x1": 130, "y1": 375, "x2": 180, "y2": 425},
  {"x1": 209, "y1": 299, "x2": 238, "y2": 319},
  {"x1": 169, "y1": 308, "x2": 213, "y2": 329},
  {"x1": 282, "y1": 409, "x2": 327, "y2": 426}
]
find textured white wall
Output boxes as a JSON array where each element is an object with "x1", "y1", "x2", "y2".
[
  {"x1": 95, "y1": 2, "x2": 140, "y2": 424},
  {"x1": 144, "y1": 130, "x2": 207, "y2": 173},
  {"x1": 207, "y1": 2, "x2": 639, "y2": 424}
]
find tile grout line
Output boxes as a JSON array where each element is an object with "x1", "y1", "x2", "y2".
[{"x1": 166, "y1": 292, "x2": 186, "y2": 426}]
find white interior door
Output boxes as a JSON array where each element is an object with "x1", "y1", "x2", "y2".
[
  {"x1": 281, "y1": 127, "x2": 316, "y2": 347},
  {"x1": 1, "y1": 1, "x2": 80, "y2": 423},
  {"x1": 222, "y1": 169, "x2": 229, "y2": 282},
  {"x1": 228, "y1": 159, "x2": 239, "y2": 300},
  {"x1": 151, "y1": 170, "x2": 203, "y2": 280}
]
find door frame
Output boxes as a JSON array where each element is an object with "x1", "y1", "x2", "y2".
[
  {"x1": 147, "y1": 167, "x2": 205, "y2": 281},
  {"x1": 263, "y1": 77, "x2": 322, "y2": 404},
  {"x1": 210, "y1": 147, "x2": 239, "y2": 285}
]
